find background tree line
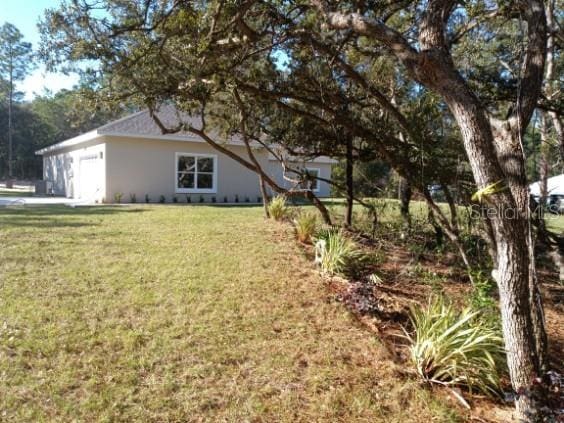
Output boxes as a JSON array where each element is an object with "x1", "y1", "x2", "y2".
[
  {"x1": 0, "y1": 22, "x2": 122, "y2": 180},
  {"x1": 0, "y1": 86, "x2": 120, "y2": 179}
]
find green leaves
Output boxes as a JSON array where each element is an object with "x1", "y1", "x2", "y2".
[
  {"x1": 267, "y1": 195, "x2": 289, "y2": 221},
  {"x1": 294, "y1": 211, "x2": 317, "y2": 244},
  {"x1": 407, "y1": 296, "x2": 506, "y2": 398},
  {"x1": 0, "y1": 22, "x2": 34, "y2": 81},
  {"x1": 471, "y1": 180, "x2": 508, "y2": 203},
  {"x1": 314, "y1": 229, "x2": 362, "y2": 276}
]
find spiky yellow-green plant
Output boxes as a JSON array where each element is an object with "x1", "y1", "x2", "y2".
[
  {"x1": 294, "y1": 212, "x2": 317, "y2": 243},
  {"x1": 268, "y1": 196, "x2": 288, "y2": 221},
  {"x1": 407, "y1": 296, "x2": 506, "y2": 397},
  {"x1": 314, "y1": 230, "x2": 362, "y2": 276}
]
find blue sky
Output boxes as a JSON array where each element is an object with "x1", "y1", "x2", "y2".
[{"x1": 3, "y1": 0, "x2": 79, "y2": 100}]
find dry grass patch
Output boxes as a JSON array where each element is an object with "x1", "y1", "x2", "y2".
[{"x1": 0, "y1": 205, "x2": 459, "y2": 422}]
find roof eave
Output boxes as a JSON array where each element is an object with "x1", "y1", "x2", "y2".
[
  {"x1": 35, "y1": 130, "x2": 102, "y2": 155},
  {"x1": 35, "y1": 130, "x2": 264, "y2": 155}
]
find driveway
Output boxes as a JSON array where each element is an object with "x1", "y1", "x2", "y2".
[{"x1": 0, "y1": 196, "x2": 85, "y2": 207}]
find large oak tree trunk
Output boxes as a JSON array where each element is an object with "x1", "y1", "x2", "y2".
[
  {"x1": 492, "y1": 122, "x2": 548, "y2": 376},
  {"x1": 445, "y1": 95, "x2": 546, "y2": 420},
  {"x1": 315, "y1": 0, "x2": 549, "y2": 417}
]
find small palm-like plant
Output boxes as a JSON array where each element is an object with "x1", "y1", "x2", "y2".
[
  {"x1": 294, "y1": 212, "x2": 317, "y2": 243},
  {"x1": 314, "y1": 229, "x2": 362, "y2": 276},
  {"x1": 406, "y1": 296, "x2": 505, "y2": 398},
  {"x1": 268, "y1": 196, "x2": 289, "y2": 221}
]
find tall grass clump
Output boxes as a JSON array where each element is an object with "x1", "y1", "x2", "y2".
[
  {"x1": 314, "y1": 229, "x2": 362, "y2": 276},
  {"x1": 294, "y1": 212, "x2": 317, "y2": 243},
  {"x1": 406, "y1": 296, "x2": 505, "y2": 398},
  {"x1": 268, "y1": 196, "x2": 289, "y2": 221}
]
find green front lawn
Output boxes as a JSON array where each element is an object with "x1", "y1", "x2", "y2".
[
  {"x1": 0, "y1": 205, "x2": 458, "y2": 422},
  {"x1": 0, "y1": 189, "x2": 34, "y2": 197}
]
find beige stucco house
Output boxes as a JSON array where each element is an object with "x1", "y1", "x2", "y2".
[{"x1": 36, "y1": 106, "x2": 335, "y2": 203}]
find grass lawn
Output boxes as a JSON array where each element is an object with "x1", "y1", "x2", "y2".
[
  {"x1": 0, "y1": 205, "x2": 459, "y2": 422},
  {"x1": 321, "y1": 198, "x2": 564, "y2": 235},
  {"x1": 0, "y1": 189, "x2": 34, "y2": 197}
]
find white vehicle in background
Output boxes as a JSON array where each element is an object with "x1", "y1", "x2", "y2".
[{"x1": 529, "y1": 174, "x2": 564, "y2": 214}]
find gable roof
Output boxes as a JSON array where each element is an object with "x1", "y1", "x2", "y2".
[
  {"x1": 36, "y1": 105, "x2": 225, "y2": 155},
  {"x1": 96, "y1": 105, "x2": 204, "y2": 137},
  {"x1": 35, "y1": 105, "x2": 337, "y2": 164}
]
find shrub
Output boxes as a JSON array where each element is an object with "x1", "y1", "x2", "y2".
[
  {"x1": 114, "y1": 192, "x2": 123, "y2": 204},
  {"x1": 406, "y1": 296, "x2": 505, "y2": 397},
  {"x1": 235, "y1": 194, "x2": 239, "y2": 203},
  {"x1": 172, "y1": 196, "x2": 178, "y2": 203},
  {"x1": 245, "y1": 196, "x2": 250, "y2": 203},
  {"x1": 159, "y1": 195, "x2": 166, "y2": 203},
  {"x1": 294, "y1": 212, "x2": 317, "y2": 244},
  {"x1": 314, "y1": 229, "x2": 362, "y2": 276},
  {"x1": 199, "y1": 195, "x2": 204, "y2": 203},
  {"x1": 129, "y1": 193, "x2": 137, "y2": 203},
  {"x1": 145, "y1": 194, "x2": 150, "y2": 203},
  {"x1": 224, "y1": 196, "x2": 228, "y2": 203},
  {"x1": 314, "y1": 226, "x2": 340, "y2": 242},
  {"x1": 186, "y1": 194, "x2": 191, "y2": 203},
  {"x1": 257, "y1": 196, "x2": 262, "y2": 203},
  {"x1": 467, "y1": 271, "x2": 500, "y2": 327},
  {"x1": 211, "y1": 196, "x2": 216, "y2": 203},
  {"x1": 268, "y1": 196, "x2": 289, "y2": 221}
]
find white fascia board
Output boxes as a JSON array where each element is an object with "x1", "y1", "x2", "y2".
[
  {"x1": 103, "y1": 132, "x2": 263, "y2": 147},
  {"x1": 101, "y1": 132, "x2": 205, "y2": 143},
  {"x1": 35, "y1": 130, "x2": 101, "y2": 155},
  {"x1": 36, "y1": 130, "x2": 263, "y2": 155}
]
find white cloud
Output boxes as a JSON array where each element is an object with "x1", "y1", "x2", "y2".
[{"x1": 18, "y1": 66, "x2": 80, "y2": 101}]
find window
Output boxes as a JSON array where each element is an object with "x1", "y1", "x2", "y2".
[
  {"x1": 304, "y1": 167, "x2": 320, "y2": 192},
  {"x1": 175, "y1": 153, "x2": 217, "y2": 193}
]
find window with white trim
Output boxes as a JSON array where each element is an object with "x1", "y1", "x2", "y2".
[
  {"x1": 304, "y1": 168, "x2": 320, "y2": 192},
  {"x1": 176, "y1": 153, "x2": 217, "y2": 193}
]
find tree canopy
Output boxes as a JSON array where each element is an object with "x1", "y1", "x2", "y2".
[{"x1": 38, "y1": 1, "x2": 563, "y2": 420}]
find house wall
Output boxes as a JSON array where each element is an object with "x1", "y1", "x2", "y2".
[
  {"x1": 266, "y1": 160, "x2": 333, "y2": 198},
  {"x1": 41, "y1": 135, "x2": 333, "y2": 203},
  {"x1": 42, "y1": 140, "x2": 106, "y2": 202},
  {"x1": 104, "y1": 136, "x2": 271, "y2": 203}
]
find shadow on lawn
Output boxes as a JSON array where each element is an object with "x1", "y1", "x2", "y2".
[
  {"x1": 0, "y1": 190, "x2": 35, "y2": 197},
  {"x1": 0, "y1": 205, "x2": 146, "y2": 229}
]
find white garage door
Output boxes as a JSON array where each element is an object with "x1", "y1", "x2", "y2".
[{"x1": 78, "y1": 154, "x2": 102, "y2": 200}]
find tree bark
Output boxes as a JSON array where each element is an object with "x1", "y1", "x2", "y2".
[
  {"x1": 416, "y1": 3, "x2": 548, "y2": 415},
  {"x1": 538, "y1": 114, "x2": 549, "y2": 211},
  {"x1": 259, "y1": 174, "x2": 270, "y2": 218},
  {"x1": 317, "y1": 11, "x2": 550, "y2": 388},
  {"x1": 7, "y1": 53, "x2": 13, "y2": 182},
  {"x1": 544, "y1": 0, "x2": 563, "y2": 162},
  {"x1": 451, "y1": 104, "x2": 546, "y2": 420},
  {"x1": 344, "y1": 135, "x2": 354, "y2": 227},
  {"x1": 398, "y1": 176, "x2": 411, "y2": 227}
]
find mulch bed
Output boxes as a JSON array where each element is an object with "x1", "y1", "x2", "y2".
[{"x1": 303, "y1": 228, "x2": 564, "y2": 422}]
